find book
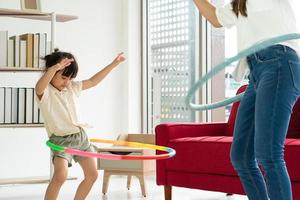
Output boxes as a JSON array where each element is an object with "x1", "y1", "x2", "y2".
[
  {"x1": 4, "y1": 87, "x2": 12, "y2": 124},
  {"x1": 11, "y1": 88, "x2": 18, "y2": 124},
  {"x1": 25, "y1": 88, "x2": 34, "y2": 124},
  {"x1": 17, "y1": 88, "x2": 26, "y2": 124},
  {"x1": 7, "y1": 39, "x2": 14, "y2": 67},
  {"x1": 39, "y1": 109, "x2": 44, "y2": 124},
  {"x1": 0, "y1": 30, "x2": 8, "y2": 66},
  {"x1": 33, "y1": 34, "x2": 39, "y2": 68},
  {"x1": 19, "y1": 33, "x2": 34, "y2": 68},
  {"x1": 9, "y1": 35, "x2": 20, "y2": 67},
  {"x1": 0, "y1": 87, "x2": 4, "y2": 123},
  {"x1": 19, "y1": 40, "x2": 27, "y2": 68},
  {"x1": 33, "y1": 90, "x2": 39, "y2": 123},
  {"x1": 38, "y1": 33, "x2": 47, "y2": 68}
]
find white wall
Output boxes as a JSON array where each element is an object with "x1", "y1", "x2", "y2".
[{"x1": 0, "y1": 0, "x2": 142, "y2": 179}]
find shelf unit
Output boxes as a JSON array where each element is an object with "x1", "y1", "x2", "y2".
[{"x1": 0, "y1": 8, "x2": 78, "y2": 185}]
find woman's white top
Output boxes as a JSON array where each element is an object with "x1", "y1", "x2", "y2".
[
  {"x1": 37, "y1": 81, "x2": 87, "y2": 137},
  {"x1": 215, "y1": 0, "x2": 300, "y2": 81}
]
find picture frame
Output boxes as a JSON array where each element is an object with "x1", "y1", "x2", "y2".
[{"x1": 20, "y1": 0, "x2": 41, "y2": 12}]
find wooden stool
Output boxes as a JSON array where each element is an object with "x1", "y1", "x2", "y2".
[{"x1": 95, "y1": 134, "x2": 155, "y2": 197}]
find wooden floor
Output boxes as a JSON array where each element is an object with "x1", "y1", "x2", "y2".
[{"x1": 0, "y1": 174, "x2": 248, "y2": 200}]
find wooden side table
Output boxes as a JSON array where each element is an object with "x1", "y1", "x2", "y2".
[{"x1": 95, "y1": 134, "x2": 155, "y2": 197}]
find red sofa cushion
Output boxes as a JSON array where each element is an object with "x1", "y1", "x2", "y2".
[
  {"x1": 166, "y1": 136, "x2": 300, "y2": 181},
  {"x1": 167, "y1": 136, "x2": 237, "y2": 177},
  {"x1": 285, "y1": 139, "x2": 300, "y2": 181}
]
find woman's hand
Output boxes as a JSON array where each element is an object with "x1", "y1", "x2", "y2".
[{"x1": 194, "y1": 0, "x2": 222, "y2": 28}]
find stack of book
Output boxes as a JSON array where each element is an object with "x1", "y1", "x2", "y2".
[
  {"x1": 0, "y1": 30, "x2": 50, "y2": 69},
  {"x1": 0, "y1": 87, "x2": 43, "y2": 124}
]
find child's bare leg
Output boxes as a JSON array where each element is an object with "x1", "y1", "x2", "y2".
[
  {"x1": 44, "y1": 157, "x2": 68, "y2": 200},
  {"x1": 74, "y1": 157, "x2": 98, "y2": 200}
]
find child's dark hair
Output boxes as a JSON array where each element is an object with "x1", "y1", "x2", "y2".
[{"x1": 44, "y1": 49, "x2": 78, "y2": 78}]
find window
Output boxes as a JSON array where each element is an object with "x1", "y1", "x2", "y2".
[
  {"x1": 144, "y1": 0, "x2": 199, "y2": 132},
  {"x1": 208, "y1": 3, "x2": 245, "y2": 122},
  {"x1": 144, "y1": 0, "x2": 300, "y2": 131}
]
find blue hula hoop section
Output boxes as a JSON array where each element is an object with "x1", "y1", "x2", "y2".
[{"x1": 185, "y1": 33, "x2": 300, "y2": 111}]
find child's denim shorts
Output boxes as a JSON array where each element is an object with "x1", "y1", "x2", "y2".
[{"x1": 49, "y1": 128, "x2": 95, "y2": 167}]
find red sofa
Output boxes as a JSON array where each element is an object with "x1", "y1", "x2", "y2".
[{"x1": 156, "y1": 85, "x2": 300, "y2": 200}]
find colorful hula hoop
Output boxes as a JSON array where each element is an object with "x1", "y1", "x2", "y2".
[
  {"x1": 186, "y1": 33, "x2": 300, "y2": 111},
  {"x1": 46, "y1": 138, "x2": 176, "y2": 160}
]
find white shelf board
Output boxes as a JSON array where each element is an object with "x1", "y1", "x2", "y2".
[
  {"x1": 0, "y1": 8, "x2": 78, "y2": 22},
  {"x1": 0, "y1": 124, "x2": 44, "y2": 128},
  {"x1": 0, "y1": 66, "x2": 45, "y2": 72},
  {"x1": 0, "y1": 176, "x2": 77, "y2": 185}
]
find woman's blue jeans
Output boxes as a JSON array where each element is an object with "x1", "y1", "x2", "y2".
[{"x1": 230, "y1": 45, "x2": 300, "y2": 200}]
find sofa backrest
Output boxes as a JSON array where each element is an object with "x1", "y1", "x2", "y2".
[
  {"x1": 226, "y1": 85, "x2": 247, "y2": 136},
  {"x1": 226, "y1": 85, "x2": 300, "y2": 139},
  {"x1": 287, "y1": 97, "x2": 300, "y2": 138}
]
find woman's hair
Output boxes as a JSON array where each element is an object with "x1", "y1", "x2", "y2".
[
  {"x1": 44, "y1": 48, "x2": 78, "y2": 78},
  {"x1": 231, "y1": 0, "x2": 247, "y2": 17}
]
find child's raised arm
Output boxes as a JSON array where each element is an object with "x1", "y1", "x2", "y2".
[
  {"x1": 35, "y1": 58, "x2": 73, "y2": 100},
  {"x1": 194, "y1": 0, "x2": 222, "y2": 28},
  {"x1": 82, "y1": 53, "x2": 126, "y2": 90}
]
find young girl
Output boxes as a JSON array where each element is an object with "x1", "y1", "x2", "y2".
[
  {"x1": 35, "y1": 49, "x2": 125, "y2": 200},
  {"x1": 194, "y1": 0, "x2": 299, "y2": 200}
]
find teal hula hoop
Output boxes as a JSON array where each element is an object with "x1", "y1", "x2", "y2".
[{"x1": 185, "y1": 33, "x2": 300, "y2": 111}]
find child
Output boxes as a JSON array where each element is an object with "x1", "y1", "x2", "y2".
[{"x1": 35, "y1": 49, "x2": 125, "y2": 200}]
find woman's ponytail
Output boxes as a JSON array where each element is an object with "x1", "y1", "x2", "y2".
[{"x1": 231, "y1": 0, "x2": 247, "y2": 17}]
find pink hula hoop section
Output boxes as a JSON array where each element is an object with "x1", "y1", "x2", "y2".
[{"x1": 46, "y1": 138, "x2": 176, "y2": 160}]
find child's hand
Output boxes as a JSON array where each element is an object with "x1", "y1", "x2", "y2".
[
  {"x1": 53, "y1": 58, "x2": 74, "y2": 71},
  {"x1": 112, "y1": 52, "x2": 126, "y2": 65}
]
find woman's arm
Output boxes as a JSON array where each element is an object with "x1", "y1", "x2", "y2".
[
  {"x1": 194, "y1": 0, "x2": 222, "y2": 28},
  {"x1": 35, "y1": 58, "x2": 73, "y2": 100},
  {"x1": 82, "y1": 53, "x2": 126, "y2": 90}
]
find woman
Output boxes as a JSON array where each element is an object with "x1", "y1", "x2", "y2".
[{"x1": 193, "y1": 0, "x2": 300, "y2": 199}]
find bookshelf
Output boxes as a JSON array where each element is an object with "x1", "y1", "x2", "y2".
[
  {"x1": 0, "y1": 8, "x2": 78, "y2": 185},
  {"x1": 0, "y1": 8, "x2": 77, "y2": 126}
]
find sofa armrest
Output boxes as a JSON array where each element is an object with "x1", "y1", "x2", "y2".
[
  {"x1": 155, "y1": 122, "x2": 227, "y2": 186},
  {"x1": 155, "y1": 123, "x2": 227, "y2": 146}
]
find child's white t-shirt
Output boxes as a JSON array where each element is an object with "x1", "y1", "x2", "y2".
[
  {"x1": 215, "y1": 0, "x2": 300, "y2": 81},
  {"x1": 37, "y1": 81, "x2": 85, "y2": 137}
]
